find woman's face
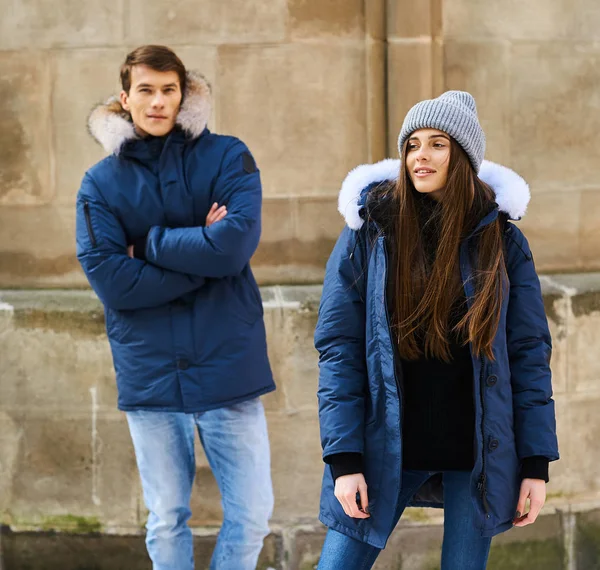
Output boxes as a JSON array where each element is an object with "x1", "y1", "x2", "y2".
[{"x1": 405, "y1": 128, "x2": 451, "y2": 200}]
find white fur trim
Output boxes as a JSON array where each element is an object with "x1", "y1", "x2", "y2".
[
  {"x1": 478, "y1": 160, "x2": 530, "y2": 220},
  {"x1": 87, "y1": 71, "x2": 212, "y2": 155},
  {"x1": 338, "y1": 158, "x2": 530, "y2": 229},
  {"x1": 338, "y1": 158, "x2": 400, "y2": 230}
]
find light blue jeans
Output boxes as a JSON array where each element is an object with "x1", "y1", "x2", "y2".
[
  {"x1": 126, "y1": 398, "x2": 274, "y2": 570},
  {"x1": 317, "y1": 470, "x2": 492, "y2": 570}
]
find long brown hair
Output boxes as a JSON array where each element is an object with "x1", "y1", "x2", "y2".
[{"x1": 391, "y1": 137, "x2": 506, "y2": 362}]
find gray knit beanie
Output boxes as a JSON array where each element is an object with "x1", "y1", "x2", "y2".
[{"x1": 397, "y1": 91, "x2": 486, "y2": 172}]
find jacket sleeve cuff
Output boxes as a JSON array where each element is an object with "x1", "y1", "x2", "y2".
[
  {"x1": 521, "y1": 456, "x2": 550, "y2": 482},
  {"x1": 133, "y1": 235, "x2": 148, "y2": 261},
  {"x1": 325, "y1": 453, "x2": 364, "y2": 481}
]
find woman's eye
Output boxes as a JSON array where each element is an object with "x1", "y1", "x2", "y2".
[{"x1": 407, "y1": 144, "x2": 418, "y2": 150}]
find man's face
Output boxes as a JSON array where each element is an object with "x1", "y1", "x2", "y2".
[{"x1": 120, "y1": 65, "x2": 182, "y2": 137}]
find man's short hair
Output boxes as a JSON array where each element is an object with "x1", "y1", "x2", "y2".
[{"x1": 120, "y1": 45, "x2": 187, "y2": 96}]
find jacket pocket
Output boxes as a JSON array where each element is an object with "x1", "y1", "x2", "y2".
[{"x1": 83, "y1": 201, "x2": 97, "y2": 248}]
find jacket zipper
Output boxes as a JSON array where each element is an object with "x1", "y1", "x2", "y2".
[
  {"x1": 476, "y1": 353, "x2": 491, "y2": 514},
  {"x1": 83, "y1": 202, "x2": 97, "y2": 248},
  {"x1": 382, "y1": 239, "x2": 404, "y2": 441}
]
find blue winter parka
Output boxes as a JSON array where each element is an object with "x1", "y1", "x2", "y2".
[
  {"x1": 315, "y1": 158, "x2": 559, "y2": 548},
  {"x1": 76, "y1": 72, "x2": 274, "y2": 413}
]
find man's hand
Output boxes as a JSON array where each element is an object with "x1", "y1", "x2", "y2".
[
  {"x1": 513, "y1": 478, "x2": 546, "y2": 527},
  {"x1": 334, "y1": 473, "x2": 370, "y2": 519},
  {"x1": 127, "y1": 245, "x2": 134, "y2": 258},
  {"x1": 206, "y1": 202, "x2": 227, "y2": 227}
]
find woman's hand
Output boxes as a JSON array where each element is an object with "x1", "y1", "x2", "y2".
[
  {"x1": 513, "y1": 478, "x2": 546, "y2": 527},
  {"x1": 206, "y1": 202, "x2": 227, "y2": 227},
  {"x1": 334, "y1": 473, "x2": 370, "y2": 519}
]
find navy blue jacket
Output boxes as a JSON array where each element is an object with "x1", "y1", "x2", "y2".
[
  {"x1": 315, "y1": 159, "x2": 559, "y2": 548},
  {"x1": 76, "y1": 72, "x2": 274, "y2": 412}
]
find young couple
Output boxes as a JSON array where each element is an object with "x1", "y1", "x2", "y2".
[{"x1": 76, "y1": 45, "x2": 558, "y2": 570}]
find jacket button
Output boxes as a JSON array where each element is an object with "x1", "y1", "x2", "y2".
[
  {"x1": 489, "y1": 438, "x2": 499, "y2": 451},
  {"x1": 177, "y1": 358, "x2": 189, "y2": 371},
  {"x1": 486, "y1": 375, "x2": 498, "y2": 387}
]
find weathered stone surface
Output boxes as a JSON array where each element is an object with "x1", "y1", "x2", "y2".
[
  {"x1": 444, "y1": 40, "x2": 511, "y2": 165},
  {"x1": 290, "y1": 529, "x2": 326, "y2": 570},
  {"x1": 486, "y1": 514, "x2": 565, "y2": 570},
  {"x1": 288, "y1": 0, "x2": 365, "y2": 39},
  {"x1": 516, "y1": 194, "x2": 581, "y2": 273},
  {"x1": 127, "y1": 0, "x2": 287, "y2": 45},
  {"x1": 380, "y1": 523, "x2": 443, "y2": 569},
  {"x1": 0, "y1": 206, "x2": 85, "y2": 288},
  {"x1": 0, "y1": 530, "x2": 283, "y2": 569},
  {"x1": 268, "y1": 411, "x2": 323, "y2": 521},
  {"x1": 0, "y1": 291, "x2": 115, "y2": 411},
  {"x1": 0, "y1": 52, "x2": 52, "y2": 206},
  {"x1": 387, "y1": 42, "x2": 435, "y2": 154},
  {"x1": 253, "y1": 196, "x2": 342, "y2": 285},
  {"x1": 569, "y1": 291, "x2": 600, "y2": 393},
  {"x1": 365, "y1": 40, "x2": 388, "y2": 162},
  {"x1": 576, "y1": 510, "x2": 600, "y2": 570},
  {"x1": 580, "y1": 191, "x2": 600, "y2": 270},
  {"x1": 509, "y1": 42, "x2": 600, "y2": 193},
  {"x1": 0, "y1": 0, "x2": 125, "y2": 49},
  {"x1": 388, "y1": 0, "x2": 437, "y2": 39},
  {"x1": 5, "y1": 414, "x2": 138, "y2": 528},
  {"x1": 552, "y1": 395, "x2": 600, "y2": 497},
  {"x1": 444, "y1": 0, "x2": 600, "y2": 41},
  {"x1": 217, "y1": 44, "x2": 368, "y2": 198}
]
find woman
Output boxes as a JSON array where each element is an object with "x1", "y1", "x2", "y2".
[{"x1": 314, "y1": 91, "x2": 559, "y2": 569}]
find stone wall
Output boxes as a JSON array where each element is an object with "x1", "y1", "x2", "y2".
[
  {"x1": 1, "y1": 275, "x2": 600, "y2": 568},
  {"x1": 1, "y1": 0, "x2": 599, "y2": 288}
]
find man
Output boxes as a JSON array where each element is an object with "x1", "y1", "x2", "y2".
[{"x1": 76, "y1": 45, "x2": 275, "y2": 570}]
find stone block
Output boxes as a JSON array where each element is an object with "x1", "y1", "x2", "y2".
[
  {"x1": 516, "y1": 193, "x2": 581, "y2": 273},
  {"x1": 6, "y1": 413, "x2": 139, "y2": 528},
  {"x1": 388, "y1": 0, "x2": 436, "y2": 39},
  {"x1": 444, "y1": 40, "x2": 511, "y2": 165},
  {"x1": 127, "y1": 0, "x2": 287, "y2": 45},
  {"x1": 0, "y1": 205, "x2": 85, "y2": 288},
  {"x1": 290, "y1": 529, "x2": 326, "y2": 570},
  {"x1": 0, "y1": 531, "x2": 283, "y2": 570},
  {"x1": 552, "y1": 395, "x2": 600, "y2": 496},
  {"x1": 486, "y1": 513, "x2": 565, "y2": 570},
  {"x1": 288, "y1": 0, "x2": 365, "y2": 39},
  {"x1": 576, "y1": 510, "x2": 600, "y2": 570},
  {"x1": 379, "y1": 523, "x2": 443, "y2": 569},
  {"x1": 569, "y1": 290, "x2": 600, "y2": 393},
  {"x1": 509, "y1": 42, "x2": 600, "y2": 193},
  {"x1": 217, "y1": 44, "x2": 368, "y2": 198},
  {"x1": 387, "y1": 42, "x2": 435, "y2": 154},
  {"x1": 0, "y1": 52, "x2": 52, "y2": 206},
  {"x1": 0, "y1": 297, "x2": 115, "y2": 412},
  {"x1": 0, "y1": 0, "x2": 125, "y2": 49},
  {"x1": 268, "y1": 412, "x2": 323, "y2": 521},
  {"x1": 264, "y1": 296, "x2": 320, "y2": 413},
  {"x1": 444, "y1": 0, "x2": 600, "y2": 41},
  {"x1": 365, "y1": 40, "x2": 388, "y2": 162},
  {"x1": 580, "y1": 190, "x2": 600, "y2": 270},
  {"x1": 541, "y1": 291, "x2": 569, "y2": 394}
]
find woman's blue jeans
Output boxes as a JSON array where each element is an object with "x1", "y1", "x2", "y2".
[{"x1": 317, "y1": 470, "x2": 492, "y2": 570}]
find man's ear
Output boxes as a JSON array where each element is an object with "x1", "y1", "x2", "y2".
[{"x1": 120, "y1": 90, "x2": 130, "y2": 111}]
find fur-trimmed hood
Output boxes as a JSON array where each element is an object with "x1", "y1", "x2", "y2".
[
  {"x1": 338, "y1": 159, "x2": 530, "y2": 230},
  {"x1": 87, "y1": 71, "x2": 212, "y2": 155}
]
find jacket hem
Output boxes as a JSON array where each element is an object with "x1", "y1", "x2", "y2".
[
  {"x1": 118, "y1": 383, "x2": 276, "y2": 414},
  {"x1": 319, "y1": 511, "x2": 385, "y2": 549}
]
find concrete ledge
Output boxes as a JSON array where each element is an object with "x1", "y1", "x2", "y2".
[{"x1": 0, "y1": 274, "x2": 599, "y2": 569}]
